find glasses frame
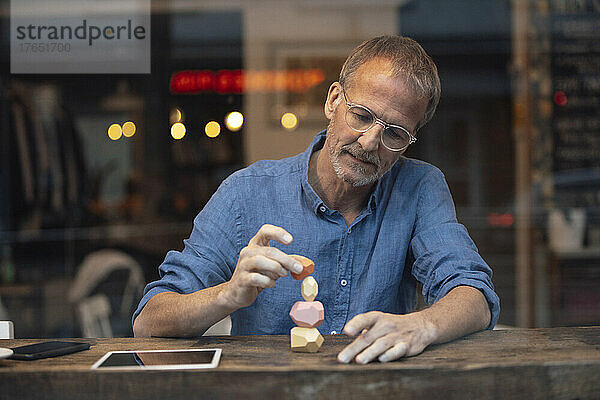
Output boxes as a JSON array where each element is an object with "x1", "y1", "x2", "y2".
[{"x1": 342, "y1": 89, "x2": 417, "y2": 152}]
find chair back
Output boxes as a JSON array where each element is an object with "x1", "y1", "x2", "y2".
[{"x1": 69, "y1": 249, "x2": 145, "y2": 337}]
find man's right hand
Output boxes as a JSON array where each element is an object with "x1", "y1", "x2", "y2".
[{"x1": 220, "y1": 224, "x2": 303, "y2": 309}]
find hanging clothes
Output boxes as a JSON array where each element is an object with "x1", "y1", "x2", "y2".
[{"x1": 5, "y1": 81, "x2": 89, "y2": 231}]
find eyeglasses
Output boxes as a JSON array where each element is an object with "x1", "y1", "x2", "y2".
[{"x1": 342, "y1": 90, "x2": 417, "y2": 152}]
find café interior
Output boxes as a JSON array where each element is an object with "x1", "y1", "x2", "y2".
[{"x1": 0, "y1": 0, "x2": 598, "y2": 341}]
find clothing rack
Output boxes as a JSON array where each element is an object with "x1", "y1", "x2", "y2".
[
  {"x1": 0, "y1": 79, "x2": 92, "y2": 282},
  {"x1": 3, "y1": 81, "x2": 88, "y2": 233}
]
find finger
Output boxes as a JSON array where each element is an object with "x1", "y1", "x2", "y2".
[
  {"x1": 248, "y1": 224, "x2": 293, "y2": 247},
  {"x1": 343, "y1": 311, "x2": 380, "y2": 337},
  {"x1": 242, "y1": 253, "x2": 289, "y2": 277},
  {"x1": 264, "y1": 271, "x2": 280, "y2": 281},
  {"x1": 354, "y1": 336, "x2": 394, "y2": 364},
  {"x1": 337, "y1": 315, "x2": 381, "y2": 363},
  {"x1": 246, "y1": 272, "x2": 276, "y2": 289},
  {"x1": 378, "y1": 342, "x2": 409, "y2": 363},
  {"x1": 243, "y1": 247, "x2": 302, "y2": 276},
  {"x1": 337, "y1": 332, "x2": 376, "y2": 364},
  {"x1": 261, "y1": 247, "x2": 303, "y2": 275}
]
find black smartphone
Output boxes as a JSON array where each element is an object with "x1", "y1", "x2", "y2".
[{"x1": 9, "y1": 341, "x2": 90, "y2": 360}]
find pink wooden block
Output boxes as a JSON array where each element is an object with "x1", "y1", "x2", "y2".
[{"x1": 289, "y1": 301, "x2": 324, "y2": 328}]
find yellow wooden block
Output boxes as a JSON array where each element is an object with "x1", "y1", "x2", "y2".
[
  {"x1": 301, "y1": 276, "x2": 318, "y2": 301},
  {"x1": 290, "y1": 327, "x2": 324, "y2": 353}
]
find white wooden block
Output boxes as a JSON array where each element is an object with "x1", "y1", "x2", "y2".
[{"x1": 0, "y1": 321, "x2": 14, "y2": 339}]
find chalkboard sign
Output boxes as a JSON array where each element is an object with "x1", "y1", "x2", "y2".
[{"x1": 551, "y1": 1, "x2": 600, "y2": 172}]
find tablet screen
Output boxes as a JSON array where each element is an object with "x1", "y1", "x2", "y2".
[{"x1": 91, "y1": 349, "x2": 221, "y2": 370}]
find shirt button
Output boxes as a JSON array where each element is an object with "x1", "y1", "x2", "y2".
[
  {"x1": 319, "y1": 205, "x2": 326, "y2": 213},
  {"x1": 340, "y1": 279, "x2": 348, "y2": 287},
  {"x1": 330, "y1": 330, "x2": 337, "y2": 335}
]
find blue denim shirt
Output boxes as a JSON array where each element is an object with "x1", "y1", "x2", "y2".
[{"x1": 133, "y1": 131, "x2": 500, "y2": 335}]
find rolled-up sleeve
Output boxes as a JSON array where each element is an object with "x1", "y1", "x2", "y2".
[
  {"x1": 409, "y1": 168, "x2": 500, "y2": 329},
  {"x1": 132, "y1": 178, "x2": 241, "y2": 325}
]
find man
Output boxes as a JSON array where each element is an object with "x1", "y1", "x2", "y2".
[{"x1": 133, "y1": 35, "x2": 500, "y2": 364}]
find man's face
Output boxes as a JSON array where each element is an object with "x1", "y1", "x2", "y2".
[{"x1": 323, "y1": 59, "x2": 428, "y2": 187}]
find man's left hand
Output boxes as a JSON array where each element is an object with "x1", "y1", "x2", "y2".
[{"x1": 337, "y1": 311, "x2": 437, "y2": 364}]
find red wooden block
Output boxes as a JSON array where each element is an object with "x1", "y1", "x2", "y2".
[{"x1": 290, "y1": 254, "x2": 314, "y2": 280}]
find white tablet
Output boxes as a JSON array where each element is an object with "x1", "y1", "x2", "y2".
[{"x1": 91, "y1": 348, "x2": 222, "y2": 370}]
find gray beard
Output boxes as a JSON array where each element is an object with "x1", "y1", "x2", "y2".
[{"x1": 327, "y1": 122, "x2": 385, "y2": 187}]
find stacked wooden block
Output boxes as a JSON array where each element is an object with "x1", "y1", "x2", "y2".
[{"x1": 289, "y1": 255, "x2": 324, "y2": 353}]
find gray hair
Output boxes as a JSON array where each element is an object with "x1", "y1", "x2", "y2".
[{"x1": 339, "y1": 35, "x2": 441, "y2": 132}]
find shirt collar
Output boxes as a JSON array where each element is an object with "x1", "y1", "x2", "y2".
[
  {"x1": 300, "y1": 130, "x2": 328, "y2": 215},
  {"x1": 300, "y1": 130, "x2": 388, "y2": 216}
]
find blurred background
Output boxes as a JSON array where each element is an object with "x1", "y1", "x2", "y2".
[{"x1": 0, "y1": 0, "x2": 598, "y2": 338}]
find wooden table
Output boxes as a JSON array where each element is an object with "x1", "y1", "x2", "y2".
[{"x1": 0, "y1": 327, "x2": 599, "y2": 399}]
